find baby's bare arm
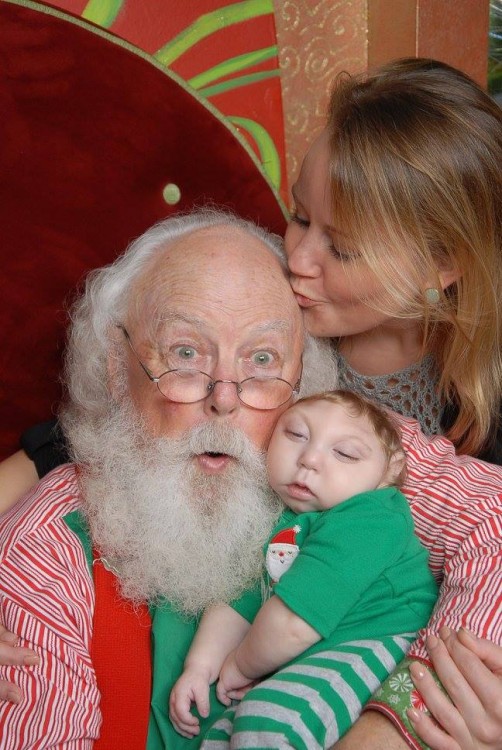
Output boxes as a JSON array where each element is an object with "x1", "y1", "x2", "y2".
[
  {"x1": 185, "y1": 603, "x2": 251, "y2": 678},
  {"x1": 233, "y1": 595, "x2": 320, "y2": 680},
  {"x1": 169, "y1": 604, "x2": 250, "y2": 735}
]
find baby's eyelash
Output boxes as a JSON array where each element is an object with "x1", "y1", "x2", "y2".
[
  {"x1": 286, "y1": 429, "x2": 306, "y2": 439},
  {"x1": 335, "y1": 449, "x2": 358, "y2": 461}
]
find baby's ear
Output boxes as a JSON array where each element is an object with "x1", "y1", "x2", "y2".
[{"x1": 384, "y1": 450, "x2": 406, "y2": 487}]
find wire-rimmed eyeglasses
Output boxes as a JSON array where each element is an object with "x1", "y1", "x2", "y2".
[{"x1": 118, "y1": 325, "x2": 301, "y2": 411}]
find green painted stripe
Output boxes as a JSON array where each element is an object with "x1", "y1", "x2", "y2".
[
  {"x1": 189, "y1": 45, "x2": 278, "y2": 89},
  {"x1": 155, "y1": 0, "x2": 274, "y2": 67},
  {"x1": 82, "y1": 0, "x2": 123, "y2": 27},
  {"x1": 199, "y1": 68, "x2": 280, "y2": 96},
  {"x1": 230, "y1": 115, "x2": 281, "y2": 189}
]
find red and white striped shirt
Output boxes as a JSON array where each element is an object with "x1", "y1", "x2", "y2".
[
  {"x1": 0, "y1": 415, "x2": 501, "y2": 748},
  {"x1": 0, "y1": 465, "x2": 100, "y2": 749}
]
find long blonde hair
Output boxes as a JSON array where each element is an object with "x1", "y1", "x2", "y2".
[{"x1": 327, "y1": 58, "x2": 502, "y2": 456}]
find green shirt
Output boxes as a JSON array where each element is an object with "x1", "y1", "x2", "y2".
[{"x1": 233, "y1": 487, "x2": 438, "y2": 653}]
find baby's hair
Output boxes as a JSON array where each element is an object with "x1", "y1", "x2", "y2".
[
  {"x1": 295, "y1": 390, "x2": 407, "y2": 487},
  {"x1": 326, "y1": 58, "x2": 502, "y2": 456}
]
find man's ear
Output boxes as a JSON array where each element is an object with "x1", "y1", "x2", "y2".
[{"x1": 383, "y1": 450, "x2": 406, "y2": 487}]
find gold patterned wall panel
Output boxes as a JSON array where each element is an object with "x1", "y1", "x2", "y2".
[{"x1": 273, "y1": 0, "x2": 367, "y2": 199}]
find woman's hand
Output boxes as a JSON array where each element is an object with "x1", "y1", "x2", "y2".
[
  {"x1": 0, "y1": 624, "x2": 40, "y2": 703},
  {"x1": 407, "y1": 627, "x2": 502, "y2": 749}
]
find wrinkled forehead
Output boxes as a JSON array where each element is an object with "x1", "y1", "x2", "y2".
[{"x1": 130, "y1": 224, "x2": 304, "y2": 346}]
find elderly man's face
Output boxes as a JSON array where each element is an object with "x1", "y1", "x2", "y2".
[{"x1": 120, "y1": 225, "x2": 304, "y2": 471}]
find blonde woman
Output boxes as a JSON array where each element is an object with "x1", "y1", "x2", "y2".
[
  {"x1": 284, "y1": 56, "x2": 502, "y2": 750},
  {"x1": 287, "y1": 57, "x2": 501, "y2": 462}
]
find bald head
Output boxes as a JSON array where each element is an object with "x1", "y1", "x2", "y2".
[{"x1": 132, "y1": 224, "x2": 302, "y2": 339}]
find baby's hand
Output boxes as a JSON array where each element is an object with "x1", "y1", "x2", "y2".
[
  {"x1": 169, "y1": 667, "x2": 211, "y2": 738},
  {"x1": 216, "y1": 652, "x2": 257, "y2": 706}
]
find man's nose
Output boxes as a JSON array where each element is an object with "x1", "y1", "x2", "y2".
[
  {"x1": 287, "y1": 231, "x2": 323, "y2": 278},
  {"x1": 203, "y1": 376, "x2": 241, "y2": 417}
]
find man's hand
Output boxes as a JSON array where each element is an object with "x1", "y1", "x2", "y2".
[
  {"x1": 407, "y1": 627, "x2": 502, "y2": 750},
  {"x1": 0, "y1": 624, "x2": 40, "y2": 703},
  {"x1": 169, "y1": 666, "x2": 211, "y2": 738},
  {"x1": 216, "y1": 651, "x2": 257, "y2": 706}
]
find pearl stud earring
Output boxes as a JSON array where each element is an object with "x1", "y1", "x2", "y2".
[{"x1": 424, "y1": 288, "x2": 440, "y2": 304}]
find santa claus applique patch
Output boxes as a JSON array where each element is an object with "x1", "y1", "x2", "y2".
[{"x1": 265, "y1": 525, "x2": 301, "y2": 583}]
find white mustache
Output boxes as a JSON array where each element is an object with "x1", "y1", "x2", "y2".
[{"x1": 186, "y1": 421, "x2": 257, "y2": 459}]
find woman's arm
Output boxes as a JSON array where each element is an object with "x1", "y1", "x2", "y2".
[
  {"x1": 361, "y1": 417, "x2": 502, "y2": 750},
  {"x1": 0, "y1": 450, "x2": 38, "y2": 515}
]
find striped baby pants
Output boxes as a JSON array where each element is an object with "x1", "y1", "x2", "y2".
[{"x1": 201, "y1": 634, "x2": 415, "y2": 750}]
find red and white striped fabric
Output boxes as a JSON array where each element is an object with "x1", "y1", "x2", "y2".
[
  {"x1": 0, "y1": 465, "x2": 100, "y2": 749},
  {"x1": 396, "y1": 413, "x2": 502, "y2": 653},
  {"x1": 0, "y1": 416, "x2": 501, "y2": 748}
]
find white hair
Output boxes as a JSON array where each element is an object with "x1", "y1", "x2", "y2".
[
  {"x1": 61, "y1": 208, "x2": 338, "y2": 448},
  {"x1": 80, "y1": 408, "x2": 282, "y2": 614}
]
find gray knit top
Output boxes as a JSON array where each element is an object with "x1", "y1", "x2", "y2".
[{"x1": 335, "y1": 350, "x2": 443, "y2": 437}]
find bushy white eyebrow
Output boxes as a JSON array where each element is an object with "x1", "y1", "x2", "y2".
[{"x1": 159, "y1": 313, "x2": 292, "y2": 335}]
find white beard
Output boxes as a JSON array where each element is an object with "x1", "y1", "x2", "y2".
[{"x1": 78, "y1": 410, "x2": 282, "y2": 616}]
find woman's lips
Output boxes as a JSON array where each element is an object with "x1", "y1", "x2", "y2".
[{"x1": 293, "y1": 291, "x2": 318, "y2": 308}]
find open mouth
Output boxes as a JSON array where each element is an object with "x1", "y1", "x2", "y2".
[{"x1": 196, "y1": 452, "x2": 233, "y2": 474}]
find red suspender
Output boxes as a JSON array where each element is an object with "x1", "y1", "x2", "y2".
[{"x1": 91, "y1": 557, "x2": 152, "y2": 749}]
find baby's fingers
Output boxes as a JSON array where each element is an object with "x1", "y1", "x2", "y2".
[
  {"x1": 169, "y1": 691, "x2": 197, "y2": 724},
  {"x1": 171, "y1": 717, "x2": 201, "y2": 739},
  {"x1": 226, "y1": 681, "x2": 258, "y2": 701},
  {"x1": 193, "y1": 685, "x2": 210, "y2": 719},
  {"x1": 216, "y1": 680, "x2": 232, "y2": 707},
  {"x1": 169, "y1": 697, "x2": 200, "y2": 737}
]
